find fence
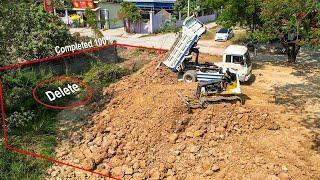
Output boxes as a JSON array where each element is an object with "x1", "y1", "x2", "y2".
[{"x1": 130, "y1": 13, "x2": 217, "y2": 34}]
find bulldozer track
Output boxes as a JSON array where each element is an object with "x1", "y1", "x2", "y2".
[
  {"x1": 177, "y1": 91, "x2": 243, "y2": 113},
  {"x1": 199, "y1": 95, "x2": 243, "y2": 106}
]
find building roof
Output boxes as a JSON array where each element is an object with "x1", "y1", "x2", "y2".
[
  {"x1": 124, "y1": 0, "x2": 175, "y2": 10},
  {"x1": 224, "y1": 45, "x2": 248, "y2": 55}
]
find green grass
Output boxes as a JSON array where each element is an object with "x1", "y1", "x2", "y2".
[
  {"x1": 231, "y1": 32, "x2": 249, "y2": 43},
  {"x1": 140, "y1": 27, "x2": 180, "y2": 38},
  {"x1": 0, "y1": 107, "x2": 57, "y2": 180},
  {"x1": 82, "y1": 61, "x2": 130, "y2": 88},
  {"x1": 0, "y1": 134, "x2": 55, "y2": 180},
  {"x1": 131, "y1": 48, "x2": 158, "y2": 56},
  {"x1": 201, "y1": 27, "x2": 216, "y2": 40}
]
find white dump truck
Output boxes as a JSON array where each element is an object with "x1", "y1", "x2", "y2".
[
  {"x1": 163, "y1": 16, "x2": 252, "y2": 83},
  {"x1": 216, "y1": 45, "x2": 252, "y2": 82}
]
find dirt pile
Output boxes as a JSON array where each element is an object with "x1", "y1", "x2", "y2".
[{"x1": 47, "y1": 56, "x2": 279, "y2": 180}]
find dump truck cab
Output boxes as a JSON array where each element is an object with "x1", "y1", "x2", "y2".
[{"x1": 216, "y1": 45, "x2": 252, "y2": 82}]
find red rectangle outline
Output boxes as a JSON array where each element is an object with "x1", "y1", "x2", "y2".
[{"x1": 0, "y1": 43, "x2": 168, "y2": 179}]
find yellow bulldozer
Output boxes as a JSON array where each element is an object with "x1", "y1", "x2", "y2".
[{"x1": 178, "y1": 69, "x2": 243, "y2": 112}]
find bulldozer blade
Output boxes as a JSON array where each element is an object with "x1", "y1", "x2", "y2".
[
  {"x1": 199, "y1": 95, "x2": 243, "y2": 105},
  {"x1": 176, "y1": 91, "x2": 203, "y2": 113}
]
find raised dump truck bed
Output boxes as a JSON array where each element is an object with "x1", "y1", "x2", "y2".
[
  {"x1": 163, "y1": 17, "x2": 206, "y2": 72},
  {"x1": 162, "y1": 17, "x2": 225, "y2": 83}
]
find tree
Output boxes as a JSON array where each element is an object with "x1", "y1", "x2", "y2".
[
  {"x1": 215, "y1": 0, "x2": 319, "y2": 63},
  {"x1": 0, "y1": 2, "x2": 76, "y2": 66},
  {"x1": 84, "y1": 8, "x2": 103, "y2": 38},
  {"x1": 118, "y1": 2, "x2": 142, "y2": 33},
  {"x1": 217, "y1": 0, "x2": 262, "y2": 31},
  {"x1": 260, "y1": 0, "x2": 320, "y2": 63}
]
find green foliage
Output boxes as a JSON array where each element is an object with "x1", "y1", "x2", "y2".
[
  {"x1": 118, "y1": 2, "x2": 142, "y2": 23},
  {"x1": 84, "y1": 8, "x2": 103, "y2": 38},
  {"x1": 2, "y1": 69, "x2": 54, "y2": 112},
  {"x1": 247, "y1": 30, "x2": 275, "y2": 43},
  {"x1": 83, "y1": 62, "x2": 129, "y2": 88},
  {"x1": 217, "y1": 0, "x2": 262, "y2": 30},
  {"x1": 158, "y1": 21, "x2": 180, "y2": 33},
  {"x1": 216, "y1": 0, "x2": 319, "y2": 46},
  {"x1": 260, "y1": 0, "x2": 320, "y2": 62},
  {"x1": 213, "y1": 0, "x2": 319, "y2": 62},
  {"x1": 2, "y1": 68, "x2": 88, "y2": 128},
  {"x1": 0, "y1": 2, "x2": 71, "y2": 176},
  {"x1": 1, "y1": 68, "x2": 60, "y2": 135},
  {"x1": 53, "y1": 0, "x2": 73, "y2": 9},
  {"x1": 118, "y1": 2, "x2": 142, "y2": 33},
  {"x1": 0, "y1": 3, "x2": 76, "y2": 66},
  {"x1": 0, "y1": 69, "x2": 58, "y2": 179},
  {"x1": 261, "y1": 0, "x2": 318, "y2": 39}
]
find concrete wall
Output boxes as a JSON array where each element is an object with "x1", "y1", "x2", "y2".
[
  {"x1": 150, "y1": 12, "x2": 163, "y2": 33},
  {"x1": 130, "y1": 13, "x2": 217, "y2": 34},
  {"x1": 176, "y1": 14, "x2": 217, "y2": 28},
  {"x1": 32, "y1": 46, "x2": 118, "y2": 75},
  {"x1": 128, "y1": 20, "x2": 149, "y2": 34},
  {"x1": 129, "y1": 11, "x2": 162, "y2": 34},
  {"x1": 198, "y1": 14, "x2": 217, "y2": 24}
]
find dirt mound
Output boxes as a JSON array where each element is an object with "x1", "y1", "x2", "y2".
[
  {"x1": 117, "y1": 56, "x2": 178, "y2": 86},
  {"x1": 47, "y1": 56, "x2": 279, "y2": 180}
]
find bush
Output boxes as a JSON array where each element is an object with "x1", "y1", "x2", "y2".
[
  {"x1": 248, "y1": 30, "x2": 276, "y2": 43},
  {"x1": 157, "y1": 20, "x2": 180, "y2": 33},
  {"x1": 0, "y1": 68, "x2": 59, "y2": 180},
  {"x1": 6, "y1": 108, "x2": 35, "y2": 131},
  {"x1": 1, "y1": 69, "x2": 54, "y2": 113},
  {"x1": 232, "y1": 33, "x2": 249, "y2": 43},
  {"x1": 1, "y1": 69, "x2": 60, "y2": 134}
]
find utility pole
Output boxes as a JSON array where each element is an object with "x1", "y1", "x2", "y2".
[{"x1": 188, "y1": 0, "x2": 190, "y2": 17}]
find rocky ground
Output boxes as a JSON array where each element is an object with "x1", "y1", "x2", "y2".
[{"x1": 46, "y1": 48, "x2": 320, "y2": 180}]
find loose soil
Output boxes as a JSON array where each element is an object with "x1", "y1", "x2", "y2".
[{"x1": 46, "y1": 48, "x2": 320, "y2": 180}]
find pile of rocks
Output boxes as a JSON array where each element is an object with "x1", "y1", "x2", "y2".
[{"x1": 47, "y1": 56, "x2": 279, "y2": 180}]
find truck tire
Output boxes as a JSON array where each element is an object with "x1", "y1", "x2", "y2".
[{"x1": 183, "y1": 70, "x2": 197, "y2": 83}]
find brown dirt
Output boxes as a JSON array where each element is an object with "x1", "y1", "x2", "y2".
[{"x1": 47, "y1": 49, "x2": 320, "y2": 180}]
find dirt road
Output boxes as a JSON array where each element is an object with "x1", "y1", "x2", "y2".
[{"x1": 47, "y1": 48, "x2": 320, "y2": 180}]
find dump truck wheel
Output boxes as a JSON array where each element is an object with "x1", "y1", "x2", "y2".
[{"x1": 183, "y1": 71, "x2": 197, "y2": 83}]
